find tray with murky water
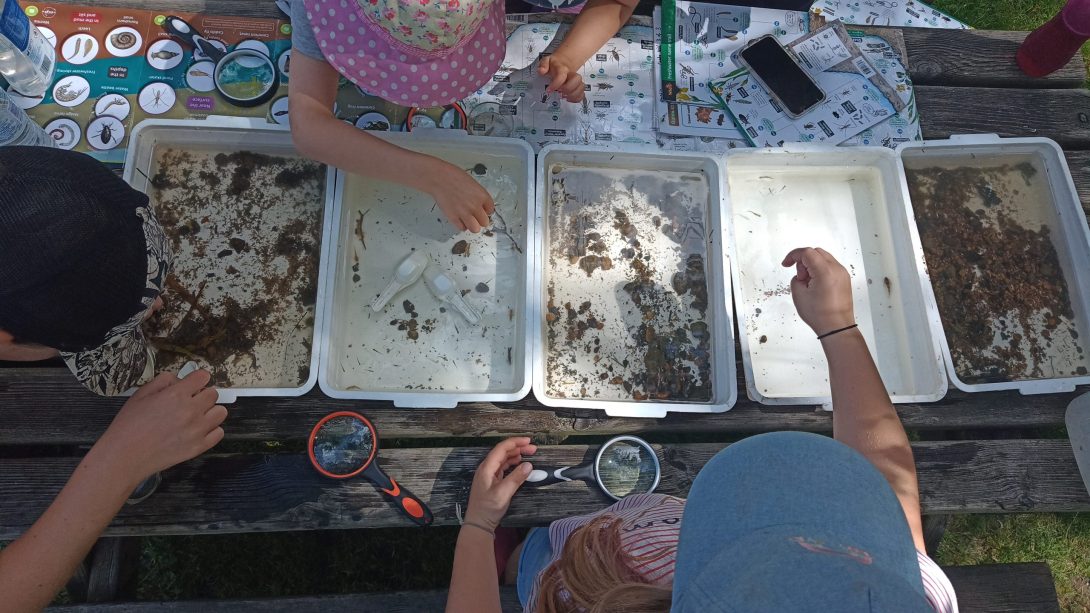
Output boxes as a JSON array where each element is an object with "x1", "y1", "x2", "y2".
[
  {"x1": 318, "y1": 131, "x2": 534, "y2": 407},
  {"x1": 533, "y1": 145, "x2": 736, "y2": 417},
  {"x1": 124, "y1": 118, "x2": 332, "y2": 402}
]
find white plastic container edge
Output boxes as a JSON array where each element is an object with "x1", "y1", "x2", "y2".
[
  {"x1": 123, "y1": 116, "x2": 332, "y2": 403},
  {"x1": 316, "y1": 129, "x2": 537, "y2": 408},
  {"x1": 897, "y1": 134, "x2": 1090, "y2": 395},
  {"x1": 532, "y1": 144, "x2": 738, "y2": 418}
]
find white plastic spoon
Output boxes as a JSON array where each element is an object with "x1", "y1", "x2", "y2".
[
  {"x1": 422, "y1": 266, "x2": 481, "y2": 325},
  {"x1": 371, "y1": 252, "x2": 429, "y2": 312}
]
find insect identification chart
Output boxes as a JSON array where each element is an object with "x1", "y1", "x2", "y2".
[
  {"x1": 11, "y1": 3, "x2": 290, "y2": 165},
  {"x1": 713, "y1": 22, "x2": 903, "y2": 147},
  {"x1": 459, "y1": 22, "x2": 658, "y2": 150},
  {"x1": 839, "y1": 31, "x2": 921, "y2": 148}
]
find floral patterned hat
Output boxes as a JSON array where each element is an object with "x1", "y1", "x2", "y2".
[
  {"x1": 0, "y1": 147, "x2": 172, "y2": 397},
  {"x1": 303, "y1": 0, "x2": 507, "y2": 107}
]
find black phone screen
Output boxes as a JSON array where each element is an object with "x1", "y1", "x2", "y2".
[{"x1": 739, "y1": 37, "x2": 825, "y2": 116}]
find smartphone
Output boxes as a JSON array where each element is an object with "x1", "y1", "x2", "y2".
[{"x1": 738, "y1": 35, "x2": 825, "y2": 118}]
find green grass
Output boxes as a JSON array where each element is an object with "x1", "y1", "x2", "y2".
[
  {"x1": 937, "y1": 514, "x2": 1090, "y2": 612},
  {"x1": 929, "y1": 0, "x2": 1067, "y2": 32}
]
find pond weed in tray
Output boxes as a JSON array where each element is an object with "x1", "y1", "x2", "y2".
[
  {"x1": 543, "y1": 163, "x2": 713, "y2": 404},
  {"x1": 905, "y1": 154, "x2": 1089, "y2": 384},
  {"x1": 144, "y1": 147, "x2": 325, "y2": 389}
]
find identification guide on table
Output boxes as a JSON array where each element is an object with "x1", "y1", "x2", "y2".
[
  {"x1": 810, "y1": 0, "x2": 969, "y2": 29},
  {"x1": 713, "y1": 21, "x2": 904, "y2": 147},
  {"x1": 659, "y1": 0, "x2": 809, "y2": 107},
  {"x1": 460, "y1": 21, "x2": 657, "y2": 150},
  {"x1": 10, "y1": 2, "x2": 291, "y2": 165}
]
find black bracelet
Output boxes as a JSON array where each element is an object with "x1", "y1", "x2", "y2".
[{"x1": 817, "y1": 323, "x2": 858, "y2": 340}]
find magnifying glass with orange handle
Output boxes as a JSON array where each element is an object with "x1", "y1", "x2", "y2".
[{"x1": 308, "y1": 411, "x2": 433, "y2": 526}]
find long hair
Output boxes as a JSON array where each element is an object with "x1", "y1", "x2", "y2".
[{"x1": 535, "y1": 514, "x2": 674, "y2": 613}]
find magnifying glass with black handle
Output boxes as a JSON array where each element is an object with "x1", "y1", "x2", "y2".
[{"x1": 524, "y1": 435, "x2": 661, "y2": 501}]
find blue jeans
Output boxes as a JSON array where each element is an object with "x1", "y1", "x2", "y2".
[{"x1": 516, "y1": 527, "x2": 553, "y2": 606}]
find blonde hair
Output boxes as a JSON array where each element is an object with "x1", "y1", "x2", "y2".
[{"x1": 535, "y1": 514, "x2": 674, "y2": 613}]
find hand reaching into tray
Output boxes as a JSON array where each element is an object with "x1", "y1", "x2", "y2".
[
  {"x1": 781, "y1": 247, "x2": 856, "y2": 338},
  {"x1": 428, "y1": 160, "x2": 496, "y2": 233}
]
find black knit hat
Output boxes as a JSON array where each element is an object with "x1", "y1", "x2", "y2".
[{"x1": 0, "y1": 147, "x2": 173, "y2": 395}]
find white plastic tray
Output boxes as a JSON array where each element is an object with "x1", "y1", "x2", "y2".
[
  {"x1": 898, "y1": 134, "x2": 1090, "y2": 395},
  {"x1": 723, "y1": 144, "x2": 948, "y2": 406},
  {"x1": 533, "y1": 145, "x2": 737, "y2": 417},
  {"x1": 124, "y1": 117, "x2": 334, "y2": 403},
  {"x1": 317, "y1": 130, "x2": 535, "y2": 407}
]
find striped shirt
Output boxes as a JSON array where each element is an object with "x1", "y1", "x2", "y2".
[{"x1": 524, "y1": 493, "x2": 958, "y2": 612}]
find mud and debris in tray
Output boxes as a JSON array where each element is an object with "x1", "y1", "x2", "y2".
[
  {"x1": 144, "y1": 148, "x2": 325, "y2": 388},
  {"x1": 329, "y1": 151, "x2": 526, "y2": 394},
  {"x1": 544, "y1": 164, "x2": 713, "y2": 403},
  {"x1": 906, "y1": 156, "x2": 1088, "y2": 383}
]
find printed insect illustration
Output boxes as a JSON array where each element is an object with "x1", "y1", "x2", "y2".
[
  {"x1": 716, "y1": 114, "x2": 725, "y2": 125},
  {"x1": 595, "y1": 111, "x2": 608, "y2": 120},
  {"x1": 679, "y1": 63, "x2": 696, "y2": 78},
  {"x1": 49, "y1": 128, "x2": 66, "y2": 141},
  {"x1": 832, "y1": 110, "x2": 841, "y2": 119},
  {"x1": 110, "y1": 31, "x2": 137, "y2": 50},
  {"x1": 147, "y1": 87, "x2": 169, "y2": 109},
  {"x1": 283, "y1": 54, "x2": 291, "y2": 73},
  {"x1": 737, "y1": 113, "x2": 749, "y2": 125},
  {"x1": 93, "y1": 122, "x2": 114, "y2": 147},
  {"x1": 54, "y1": 83, "x2": 87, "y2": 103},
  {"x1": 580, "y1": 97, "x2": 589, "y2": 115},
  {"x1": 82, "y1": 38, "x2": 93, "y2": 58},
  {"x1": 595, "y1": 82, "x2": 614, "y2": 91},
  {"x1": 607, "y1": 46, "x2": 624, "y2": 62},
  {"x1": 837, "y1": 121, "x2": 853, "y2": 130},
  {"x1": 151, "y1": 50, "x2": 180, "y2": 61},
  {"x1": 803, "y1": 123, "x2": 815, "y2": 129},
  {"x1": 881, "y1": 136, "x2": 893, "y2": 148},
  {"x1": 273, "y1": 109, "x2": 289, "y2": 117},
  {"x1": 98, "y1": 96, "x2": 126, "y2": 114},
  {"x1": 189, "y1": 69, "x2": 211, "y2": 77}
]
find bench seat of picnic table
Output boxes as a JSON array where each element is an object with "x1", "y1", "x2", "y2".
[{"x1": 47, "y1": 563, "x2": 1061, "y2": 613}]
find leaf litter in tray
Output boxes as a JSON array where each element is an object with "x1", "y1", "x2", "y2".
[
  {"x1": 144, "y1": 148, "x2": 326, "y2": 388},
  {"x1": 544, "y1": 166, "x2": 713, "y2": 403}
]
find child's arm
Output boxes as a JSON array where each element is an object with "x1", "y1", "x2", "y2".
[
  {"x1": 289, "y1": 53, "x2": 494, "y2": 233},
  {"x1": 538, "y1": 0, "x2": 637, "y2": 102},
  {"x1": 0, "y1": 371, "x2": 226, "y2": 612},
  {"x1": 782, "y1": 247, "x2": 926, "y2": 552}
]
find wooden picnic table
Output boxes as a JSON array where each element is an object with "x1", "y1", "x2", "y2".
[{"x1": 2, "y1": 1, "x2": 1090, "y2": 609}]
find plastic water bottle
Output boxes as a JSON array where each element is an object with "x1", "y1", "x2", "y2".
[
  {"x1": 0, "y1": 87, "x2": 52, "y2": 145},
  {"x1": 0, "y1": 0, "x2": 55, "y2": 96},
  {"x1": 1017, "y1": 0, "x2": 1090, "y2": 78}
]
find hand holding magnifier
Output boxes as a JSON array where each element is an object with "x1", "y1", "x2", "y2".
[{"x1": 524, "y1": 435, "x2": 661, "y2": 501}]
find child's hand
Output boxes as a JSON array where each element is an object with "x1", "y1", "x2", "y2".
[
  {"x1": 96, "y1": 370, "x2": 227, "y2": 486},
  {"x1": 430, "y1": 161, "x2": 496, "y2": 233},
  {"x1": 539, "y1": 54, "x2": 586, "y2": 103},
  {"x1": 781, "y1": 247, "x2": 856, "y2": 337},
  {"x1": 464, "y1": 437, "x2": 537, "y2": 531}
]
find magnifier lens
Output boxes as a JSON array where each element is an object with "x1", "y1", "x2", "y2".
[
  {"x1": 217, "y1": 52, "x2": 275, "y2": 101},
  {"x1": 312, "y1": 416, "x2": 374, "y2": 476},
  {"x1": 597, "y1": 440, "x2": 658, "y2": 498}
]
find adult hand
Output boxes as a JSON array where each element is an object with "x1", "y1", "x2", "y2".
[
  {"x1": 781, "y1": 247, "x2": 856, "y2": 337},
  {"x1": 429, "y1": 160, "x2": 495, "y2": 233},
  {"x1": 465, "y1": 437, "x2": 537, "y2": 531},
  {"x1": 538, "y1": 54, "x2": 586, "y2": 103},
  {"x1": 96, "y1": 370, "x2": 227, "y2": 486}
]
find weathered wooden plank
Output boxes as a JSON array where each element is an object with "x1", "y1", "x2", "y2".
[
  {"x1": 2, "y1": 440, "x2": 1086, "y2": 539},
  {"x1": 903, "y1": 29, "x2": 1086, "y2": 89},
  {"x1": 945, "y1": 563, "x2": 1060, "y2": 613},
  {"x1": 917, "y1": 86, "x2": 1090, "y2": 148},
  {"x1": 0, "y1": 368, "x2": 1079, "y2": 444},
  {"x1": 50, "y1": 588, "x2": 523, "y2": 612},
  {"x1": 47, "y1": 564, "x2": 1064, "y2": 613}
]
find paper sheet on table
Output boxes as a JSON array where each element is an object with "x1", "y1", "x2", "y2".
[
  {"x1": 810, "y1": 0, "x2": 969, "y2": 29},
  {"x1": 714, "y1": 21, "x2": 903, "y2": 147},
  {"x1": 660, "y1": 0, "x2": 809, "y2": 107},
  {"x1": 839, "y1": 31, "x2": 922, "y2": 148},
  {"x1": 459, "y1": 22, "x2": 657, "y2": 151},
  {"x1": 653, "y1": 7, "x2": 750, "y2": 146}
]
